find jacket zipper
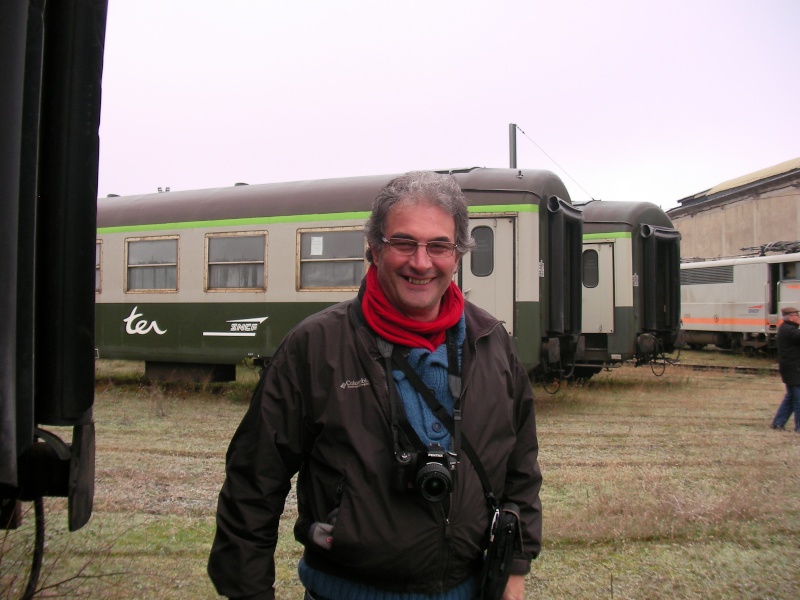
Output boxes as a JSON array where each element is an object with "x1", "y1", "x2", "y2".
[{"x1": 435, "y1": 503, "x2": 452, "y2": 589}]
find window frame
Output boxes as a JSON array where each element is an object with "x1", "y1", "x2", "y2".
[
  {"x1": 470, "y1": 225, "x2": 495, "y2": 277},
  {"x1": 582, "y1": 248, "x2": 600, "y2": 289},
  {"x1": 782, "y1": 261, "x2": 800, "y2": 281},
  {"x1": 204, "y1": 231, "x2": 269, "y2": 292},
  {"x1": 296, "y1": 226, "x2": 367, "y2": 292},
  {"x1": 124, "y1": 235, "x2": 180, "y2": 293}
]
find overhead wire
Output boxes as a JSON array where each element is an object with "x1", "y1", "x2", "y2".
[{"x1": 513, "y1": 124, "x2": 596, "y2": 201}]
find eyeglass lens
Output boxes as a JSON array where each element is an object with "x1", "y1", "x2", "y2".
[{"x1": 383, "y1": 237, "x2": 455, "y2": 257}]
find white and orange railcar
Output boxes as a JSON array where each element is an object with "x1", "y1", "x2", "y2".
[{"x1": 680, "y1": 252, "x2": 800, "y2": 352}]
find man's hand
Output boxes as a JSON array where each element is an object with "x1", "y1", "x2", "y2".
[{"x1": 501, "y1": 574, "x2": 525, "y2": 600}]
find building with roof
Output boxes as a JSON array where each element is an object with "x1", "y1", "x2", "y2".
[{"x1": 666, "y1": 157, "x2": 800, "y2": 260}]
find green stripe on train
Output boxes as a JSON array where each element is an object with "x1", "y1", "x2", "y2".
[
  {"x1": 583, "y1": 232, "x2": 632, "y2": 240},
  {"x1": 97, "y1": 204, "x2": 539, "y2": 234}
]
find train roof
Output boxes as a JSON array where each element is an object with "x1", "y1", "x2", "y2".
[
  {"x1": 97, "y1": 167, "x2": 570, "y2": 229},
  {"x1": 576, "y1": 199, "x2": 674, "y2": 234},
  {"x1": 681, "y1": 252, "x2": 800, "y2": 269},
  {"x1": 450, "y1": 167, "x2": 570, "y2": 203}
]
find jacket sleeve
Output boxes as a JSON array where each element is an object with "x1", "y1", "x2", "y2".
[
  {"x1": 503, "y1": 344, "x2": 543, "y2": 575},
  {"x1": 207, "y1": 357, "x2": 308, "y2": 599}
]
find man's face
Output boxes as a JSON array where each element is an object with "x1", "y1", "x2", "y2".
[{"x1": 370, "y1": 200, "x2": 461, "y2": 322}]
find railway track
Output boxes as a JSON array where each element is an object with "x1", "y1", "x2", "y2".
[{"x1": 669, "y1": 362, "x2": 779, "y2": 376}]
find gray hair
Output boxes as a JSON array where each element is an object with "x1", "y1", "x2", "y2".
[{"x1": 364, "y1": 171, "x2": 475, "y2": 263}]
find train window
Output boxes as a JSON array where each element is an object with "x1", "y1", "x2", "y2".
[
  {"x1": 205, "y1": 232, "x2": 267, "y2": 291},
  {"x1": 783, "y1": 262, "x2": 799, "y2": 280},
  {"x1": 95, "y1": 240, "x2": 102, "y2": 293},
  {"x1": 298, "y1": 228, "x2": 365, "y2": 290},
  {"x1": 125, "y1": 237, "x2": 179, "y2": 292},
  {"x1": 582, "y1": 249, "x2": 599, "y2": 288},
  {"x1": 470, "y1": 226, "x2": 494, "y2": 277}
]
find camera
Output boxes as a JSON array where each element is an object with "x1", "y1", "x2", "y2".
[{"x1": 391, "y1": 443, "x2": 458, "y2": 502}]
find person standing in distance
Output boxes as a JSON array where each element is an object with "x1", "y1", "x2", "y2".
[
  {"x1": 208, "y1": 171, "x2": 542, "y2": 600},
  {"x1": 771, "y1": 306, "x2": 800, "y2": 432}
]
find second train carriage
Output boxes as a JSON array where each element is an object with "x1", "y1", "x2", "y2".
[
  {"x1": 573, "y1": 200, "x2": 682, "y2": 379},
  {"x1": 680, "y1": 251, "x2": 800, "y2": 352},
  {"x1": 95, "y1": 167, "x2": 583, "y2": 381}
]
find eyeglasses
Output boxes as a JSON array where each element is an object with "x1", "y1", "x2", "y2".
[{"x1": 381, "y1": 237, "x2": 459, "y2": 258}]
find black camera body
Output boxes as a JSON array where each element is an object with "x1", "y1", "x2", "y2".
[{"x1": 391, "y1": 443, "x2": 458, "y2": 502}]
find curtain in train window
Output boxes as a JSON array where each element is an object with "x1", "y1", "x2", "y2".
[
  {"x1": 206, "y1": 233, "x2": 267, "y2": 290},
  {"x1": 298, "y1": 228, "x2": 365, "y2": 289},
  {"x1": 126, "y1": 237, "x2": 178, "y2": 291}
]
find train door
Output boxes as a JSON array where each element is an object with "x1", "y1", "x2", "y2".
[
  {"x1": 778, "y1": 260, "x2": 800, "y2": 312},
  {"x1": 460, "y1": 218, "x2": 515, "y2": 334},
  {"x1": 582, "y1": 242, "x2": 615, "y2": 332}
]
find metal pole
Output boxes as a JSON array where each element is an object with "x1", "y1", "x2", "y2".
[{"x1": 509, "y1": 123, "x2": 517, "y2": 168}]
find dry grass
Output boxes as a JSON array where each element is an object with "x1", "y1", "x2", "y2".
[{"x1": 2, "y1": 357, "x2": 799, "y2": 599}]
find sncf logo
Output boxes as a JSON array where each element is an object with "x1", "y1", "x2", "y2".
[
  {"x1": 203, "y1": 317, "x2": 268, "y2": 338},
  {"x1": 123, "y1": 306, "x2": 166, "y2": 335}
]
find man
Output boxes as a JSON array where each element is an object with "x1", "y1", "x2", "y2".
[
  {"x1": 771, "y1": 306, "x2": 800, "y2": 432},
  {"x1": 208, "y1": 171, "x2": 542, "y2": 600}
]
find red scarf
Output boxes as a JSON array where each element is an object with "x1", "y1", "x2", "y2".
[{"x1": 361, "y1": 265, "x2": 464, "y2": 352}]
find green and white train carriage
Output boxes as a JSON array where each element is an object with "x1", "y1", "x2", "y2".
[
  {"x1": 95, "y1": 167, "x2": 583, "y2": 382},
  {"x1": 575, "y1": 200, "x2": 681, "y2": 379}
]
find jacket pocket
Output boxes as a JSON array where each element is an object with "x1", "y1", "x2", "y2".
[
  {"x1": 307, "y1": 507, "x2": 339, "y2": 551},
  {"x1": 295, "y1": 473, "x2": 344, "y2": 547}
]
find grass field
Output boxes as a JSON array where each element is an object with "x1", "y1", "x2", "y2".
[{"x1": 2, "y1": 352, "x2": 799, "y2": 599}]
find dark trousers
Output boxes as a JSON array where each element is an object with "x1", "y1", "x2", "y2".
[{"x1": 773, "y1": 384, "x2": 800, "y2": 430}]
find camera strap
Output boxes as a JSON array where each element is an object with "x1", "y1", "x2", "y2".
[
  {"x1": 376, "y1": 338, "x2": 426, "y2": 454},
  {"x1": 384, "y1": 332, "x2": 499, "y2": 515}
]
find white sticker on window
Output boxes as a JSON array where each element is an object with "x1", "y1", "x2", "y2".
[{"x1": 310, "y1": 237, "x2": 324, "y2": 256}]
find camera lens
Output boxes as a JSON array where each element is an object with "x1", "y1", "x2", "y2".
[{"x1": 417, "y1": 462, "x2": 452, "y2": 502}]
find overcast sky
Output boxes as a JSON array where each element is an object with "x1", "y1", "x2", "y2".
[{"x1": 97, "y1": 0, "x2": 800, "y2": 210}]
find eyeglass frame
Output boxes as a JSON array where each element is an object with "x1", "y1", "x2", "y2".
[{"x1": 380, "y1": 236, "x2": 460, "y2": 258}]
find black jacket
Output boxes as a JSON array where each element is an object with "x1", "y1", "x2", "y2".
[
  {"x1": 778, "y1": 319, "x2": 800, "y2": 385},
  {"x1": 208, "y1": 297, "x2": 542, "y2": 599}
]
